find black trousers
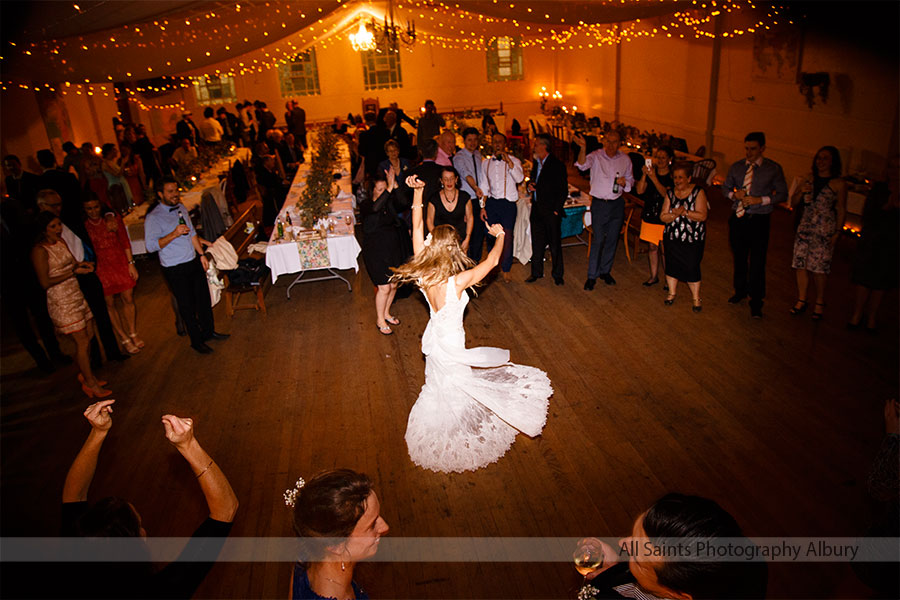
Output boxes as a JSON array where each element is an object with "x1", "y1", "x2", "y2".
[
  {"x1": 529, "y1": 209, "x2": 563, "y2": 279},
  {"x1": 467, "y1": 215, "x2": 487, "y2": 262},
  {"x1": 162, "y1": 257, "x2": 214, "y2": 346},
  {"x1": 76, "y1": 272, "x2": 122, "y2": 360},
  {"x1": 4, "y1": 280, "x2": 62, "y2": 366},
  {"x1": 728, "y1": 213, "x2": 771, "y2": 307}
]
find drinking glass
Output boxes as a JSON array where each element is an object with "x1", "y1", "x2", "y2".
[{"x1": 573, "y1": 541, "x2": 604, "y2": 582}]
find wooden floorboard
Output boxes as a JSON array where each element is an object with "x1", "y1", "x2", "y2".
[{"x1": 1, "y1": 190, "x2": 897, "y2": 599}]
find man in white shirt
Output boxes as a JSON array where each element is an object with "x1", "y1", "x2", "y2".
[
  {"x1": 481, "y1": 133, "x2": 524, "y2": 281},
  {"x1": 170, "y1": 138, "x2": 199, "y2": 171},
  {"x1": 198, "y1": 107, "x2": 223, "y2": 144},
  {"x1": 453, "y1": 127, "x2": 486, "y2": 262},
  {"x1": 574, "y1": 130, "x2": 634, "y2": 290}
]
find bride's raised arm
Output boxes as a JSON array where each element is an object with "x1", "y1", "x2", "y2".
[{"x1": 406, "y1": 175, "x2": 426, "y2": 256}]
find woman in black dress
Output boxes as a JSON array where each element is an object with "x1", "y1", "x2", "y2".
[
  {"x1": 634, "y1": 146, "x2": 673, "y2": 286},
  {"x1": 660, "y1": 163, "x2": 708, "y2": 312},
  {"x1": 360, "y1": 170, "x2": 409, "y2": 335},
  {"x1": 848, "y1": 155, "x2": 899, "y2": 331},
  {"x1": 426, "y1": 166, "x2": 473, "y2": 253}
]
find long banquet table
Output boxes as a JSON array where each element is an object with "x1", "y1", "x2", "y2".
[{"x1": 264, "y1": 142, "x2": 361, "y2": 297}]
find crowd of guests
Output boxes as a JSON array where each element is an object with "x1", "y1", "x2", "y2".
[{"x1": 1, "y1": 98, "x2": 897, "y2": 599}]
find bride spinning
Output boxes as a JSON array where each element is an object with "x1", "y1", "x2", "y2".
[{"x1": 391, "y1": 176, "x2": 552, "y2": 473}]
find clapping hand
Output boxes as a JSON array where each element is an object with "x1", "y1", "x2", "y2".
[
  {"x1": 487, "y1": 223, "x2": 504, "y2": 238},
  {"x1": 84, "y1": 399, "x2": 115, "y2": 431},
  {"x1": 162, "y1": 415, "x2": 195, "y2": 448},
  {"x1": 406, "y1": 175, "x2": 425, "y2": 189}
]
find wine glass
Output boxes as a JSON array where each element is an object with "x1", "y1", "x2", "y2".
[{"x1": 573, "y1": 540, "x2": 604, "y2": 583}]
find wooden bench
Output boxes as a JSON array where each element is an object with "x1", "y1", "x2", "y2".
[{"x1": 221, "y1": 204, "x2": 268, "y2": 317}]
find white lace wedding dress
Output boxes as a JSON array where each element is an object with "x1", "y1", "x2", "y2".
[{"x1": 405, "y1": 275, "x2": 552, "y2": 473}]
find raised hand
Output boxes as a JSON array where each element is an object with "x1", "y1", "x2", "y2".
[
  {"x1": 162, "y1": 415, "x2": 195, "y2": 448},
  {"x1": 84, "y1": 399, "x2": 115, "y2": 431},
  {"x1": 406, "y1": 175, "x2": 425, "y2": 189},
  {"x1": 574, "y1": 134, "x2": 585, "y2": 147},
  {"x1": 487, "y1": 223, "x2": 504, "y2": 238}
]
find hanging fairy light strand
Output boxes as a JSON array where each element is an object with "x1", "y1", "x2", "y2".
[{"x1": 0, "y1": 0, "x2": 795, "y2": 91}]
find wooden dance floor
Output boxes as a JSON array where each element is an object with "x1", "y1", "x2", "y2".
[{"x1": 1, "y1": 193, "x2": 897, "y2": 599}]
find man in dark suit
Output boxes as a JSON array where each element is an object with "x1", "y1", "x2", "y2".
[
  {"x1": 380, "y1": 110, "x2": 414, "y2": 161},
  {"x1": 285, "y1": 100, "x2": 307, "y2": 149},
  {"x1": 406, "y1": 139, "x2": 443, "y2": 206},
  {"x1": 358, "y1": 112, "x2": 388, "y2": 180},
  {"x1": 525, "y1": 134, "x2": 568, "y2": 285},
  {"x1": 377, "y1": 102, "x2": 416, "y2": 129},
  {"x1": 3, "y1": 154, "x2": 41, "y2": 215},
  {"x1": 176, "y1": 112, "x2": 200, "y2": 146},
  {"x1": 36, "y1": 149, "x2": 82, "y2": 227}
]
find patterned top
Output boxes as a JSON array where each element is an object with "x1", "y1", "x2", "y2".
[
  {"x1": 664, "y1": 186, "x2": 705, "y2": 244},
  {"x1": 797, "y1": 181, "x2": 838, "y2": 238}
]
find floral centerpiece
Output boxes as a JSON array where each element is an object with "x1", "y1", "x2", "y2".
[{"x1": 297, "y1": 127, "x2": 341, "y2": 228}]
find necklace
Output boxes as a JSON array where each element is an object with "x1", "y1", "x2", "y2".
[{"x1": 441, "y1": 189, "x2": 457, "y2": 204}]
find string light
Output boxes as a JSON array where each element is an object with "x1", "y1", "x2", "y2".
[{"x1": 0, "y1": 0, "x2": 790, "y2": 88}]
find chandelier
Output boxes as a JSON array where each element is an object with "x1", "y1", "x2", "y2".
[
  {"x1": 350, "y1": 20, "x2": 376, "y2": 52},
  {"x1": 350, "y1": 0, "x2": 416, "y2": 53}
]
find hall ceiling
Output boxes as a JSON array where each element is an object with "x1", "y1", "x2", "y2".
[{"x1": 0, "y1": 1, "x2": 750, "y2": 85}]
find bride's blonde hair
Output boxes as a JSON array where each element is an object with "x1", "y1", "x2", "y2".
[{"x1": 390, "y1": 225, "x2": 475, "y2": 289}]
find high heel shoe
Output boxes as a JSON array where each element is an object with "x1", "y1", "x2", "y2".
[
  {"x1": 80, "y1": 380, "x2": 112, "y2": 398},
  {"x1": 129, "y1": 333, "x2": 145, "y2": 349},
  {"x1": 692, "y1": 298, "x2": 702, "y2": 313},
  {"x1": 78, "y1": 373, "x2": 107, "y2": 387},
  {"x1": 789, "y1": 300, "x2": 808, "y2": 315},
  {"x1": 664, "y1": 294, "x2": 676, "y2": 306},
  {"x1": 120, "y1": 337, "x2": 141, "y2": 354},
  {"x1": 811, "y1": 302, "x2": 825, "y2": 321}
]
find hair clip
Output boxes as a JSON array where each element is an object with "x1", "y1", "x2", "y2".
[
  {"x1": 283, "y1": 477, "x2": 306, "y2": 507},
  {"x1": 423, "y1": 232, "x2": 433, "y2": 247}
]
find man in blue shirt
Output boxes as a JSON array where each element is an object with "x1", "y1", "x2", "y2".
[
  {"x1": 722, "y1": 132, "x2": 788, "y2": 318},
  {"x1": 145, "y1": 178, "x2": 228, "y2": 353}
]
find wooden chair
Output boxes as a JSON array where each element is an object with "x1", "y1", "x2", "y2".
[
  {"x1": 221, "y1": 204, "x2": 268, "y2": 317},
  {"x1": 362, "y1": 97, "x2": 379, "y2": 116},
  {"x1": 221, "y1": 172, "x2": 240, "y2": 220},
  {"x1": 582, "y1": 193, "x2": 643, "y2": 263},
  {"x1": 691, "y1": 159, "x2": 717, "y2": 186}
]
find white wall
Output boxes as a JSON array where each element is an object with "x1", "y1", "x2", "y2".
[{"x1": 1, "y1": 86, "x2": 119, "y2": 171}]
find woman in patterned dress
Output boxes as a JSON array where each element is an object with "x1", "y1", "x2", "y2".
[
  {"x1": 31, "y1": 212, "x2": 111, "y2": 398},
  {"x1": 789, "y1": 146, "x2": 847, "y2": 320},
  {"x1": 83, "y1": 195, "x2": 143, "y2": 354},
  {"x1": 660, "y1": 163, "x2": 708, "y2": 312}
]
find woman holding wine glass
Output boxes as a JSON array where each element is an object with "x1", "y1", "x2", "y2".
[{"x1": 789, "y1": 146, "x2": 847, "y2": 320}]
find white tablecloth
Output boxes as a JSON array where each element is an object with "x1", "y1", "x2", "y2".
[{"x1": 264, "y1": 140, "x2": 360, "y2": 283}]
